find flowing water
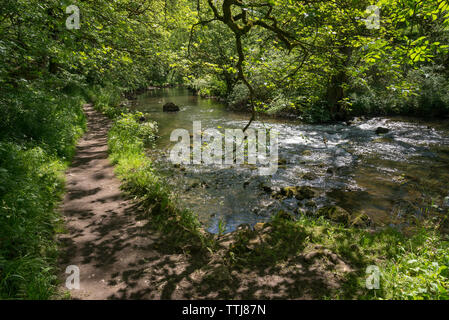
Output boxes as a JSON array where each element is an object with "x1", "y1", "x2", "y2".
[{"x1": 133, "y1": 87, "x2": 449, "y2": 234}]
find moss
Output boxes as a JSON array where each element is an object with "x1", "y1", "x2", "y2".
[
  {"x1": 273, "y1": 186, "x2": 316, "y2": 200},
  {"x1": 372, "y1": 137, "x2": 394, "y2": 143},
  {"x1": 316, "y1": 206, "x2": 351, "y2": 224},
  {"x1": 350, "y1": 212, "x2": 372, "y2": 228}
]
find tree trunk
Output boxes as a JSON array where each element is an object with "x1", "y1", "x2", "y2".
[{"x1": 326, "y1": 46, "x2": 352, "y2": 120}]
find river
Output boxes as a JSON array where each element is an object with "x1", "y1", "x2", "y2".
[{"x1": 133, "y1": 87, "x2": 449, "y2": 234}]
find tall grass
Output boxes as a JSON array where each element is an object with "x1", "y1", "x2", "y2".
[{"x1": 0, "y1": 81, "x2": 86, "y2": 299}]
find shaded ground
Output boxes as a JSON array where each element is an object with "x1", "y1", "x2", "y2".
[{"x1": 57, "y1": 104, "x2": 353, "y2": 300}]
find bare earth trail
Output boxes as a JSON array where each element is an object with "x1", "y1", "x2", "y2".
[
  {"x1": 58, "y1": 104, "x2": 188, "y2": 299},
  {"x1": 57, "y1": 104, "x2": 351, "y2": 300}
]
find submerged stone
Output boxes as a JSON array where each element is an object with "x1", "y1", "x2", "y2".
[
  {"x1": 375, "y1": 127, "x2": 390, "y2": 135},
  {"x1": 163, "y1": 102, "x2": 180, "y2": 112},
  {"x1": 273, "y1": 186, "x2": 316, "y2": 200}
]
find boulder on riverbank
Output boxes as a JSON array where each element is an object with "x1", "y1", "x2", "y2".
[
  {"x1": 316, "y1": 206, "x2": 351, "y2": 224},
  {"x1": 315, "y1": 206, "x2": 372, "y2": 227},
  {"x1": 163, "y1": 102, "x2": 180, "y2": 112},
  {"x1": 350, "y1": 212, "x2": 372, "y2": 228}
]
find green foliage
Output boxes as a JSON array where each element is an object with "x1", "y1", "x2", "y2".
[
  {"x1": 226, "y1": 83, "x2": 250, "y2": 109},
  {"x1": 85, "y1": 85, "x2": 123, "y2": 118},
  {"x1": 0, "y1": 80, "x2": 86, "y2": 158},
  {"x1": 349, "y1": 65, "x2": 449, "y2": 116},
  {"x1": 380, "y1": 231, "x2": 449, "y2": 299},
  {"x1": 0, "y1": 93, "x2": 85, "y2": 298},
  {"x1": 183, "y1": 0, "x2": 449, "y2": 121}
]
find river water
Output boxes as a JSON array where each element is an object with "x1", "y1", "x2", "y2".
[{"x1": 134, "y1": 87, "x2": 449, "y2": 234}]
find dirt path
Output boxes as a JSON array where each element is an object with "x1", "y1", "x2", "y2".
[
  {"x1": 58, "y1": 104, "x2": 185, "y2": 299},
  {"x1": 57, "y1": 104, "x2": 351, "y2": 300}
]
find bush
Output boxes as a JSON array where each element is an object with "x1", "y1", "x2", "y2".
[
  {"x1": 379, "y1": 231, "x2": 449, "y2": 300},
  {"x1": 349, "y1": 65, "x2": 449, "y2": 118},
  {"x1": 189, "y1": 75, "x2": 227, "y2": 98},
  {"x1": 227, "y1": 83, "x2": 250, "y2": 109},
  {"x1": 85, "y1": 84, "x2": 123, "y2": 118}
]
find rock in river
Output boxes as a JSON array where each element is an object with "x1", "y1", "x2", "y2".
[
  {"x1": 302, "y1": 172, "x2": 318, "y2": 181},
  {"x1": 273, "y1": 186, "x2": 316, "y2": 200},
  {"x1": 375, "y1": 127, "x2": 390, "y2": 135},
  {"x1": 163, "y1": 102, "x2": 180, "y2": 112},
  {"x1": 315, "y1": 206, "x2": 372, "y2": 227}
]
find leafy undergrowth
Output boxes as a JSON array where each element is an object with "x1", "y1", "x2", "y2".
[
  {"x1": 85, "y1": 85, "x2": 123, "y2": 119},
  {"x1": 104, "y1": 103, "x2": 449, "y2": 300},
  {"x1": 0, "y1": 81, "x2": 86, "y2": 299},
  {"x1": 379, "y1": 230, "x2": 449, "y2": 299}
]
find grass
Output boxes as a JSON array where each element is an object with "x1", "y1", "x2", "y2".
[{"x1": 0, "y1": 80, "x2": 86, "y2": 299}]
